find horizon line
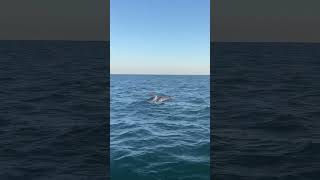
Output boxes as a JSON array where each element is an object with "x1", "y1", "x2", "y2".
[{"x1": 110, "y1": 73, "x2": 209, "y2": 76}]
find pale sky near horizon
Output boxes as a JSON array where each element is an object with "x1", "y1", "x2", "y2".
[{"x1": 111, "y1": 0, "x2": 210, "y2": 75}]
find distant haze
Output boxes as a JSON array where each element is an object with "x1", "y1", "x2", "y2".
[
  {"x1": 0, "y1": 0, "x2": 108, "y2": 41},
  {"x1": 212, "y1": 0, "x2": 320, "y2": 42}
]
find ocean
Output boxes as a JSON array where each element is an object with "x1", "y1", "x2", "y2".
[
  {"x1": 0, "y1": 41, "x2": 109, "y2": 179},
  {"x1": 111, "y1": 75, "x2": 210, "y2": 180},
  {"x1": 3, "y1": 41, "x2": 318, "y2": 180},
  {"x1": 211, "y1": 43, "x2": 320, "y2": 180}
]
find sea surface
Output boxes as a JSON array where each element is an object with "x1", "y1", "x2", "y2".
[
  {"x1": 211, "y1": 43, "x2": 320, "y2": 180},
  {"x1": 0, "y1": 41, "x2": 109, "y2": 179},
  {"x1": 111, "y1": 75, "x2": 210, "y2": 180}
]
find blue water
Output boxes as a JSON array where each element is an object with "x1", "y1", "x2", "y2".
[
  {"x1": 111, "y1": 75, "x2": 210, "y2": 180},
  {"x1": 212, "y1": 43, "x2": 320, "y2": 180},
  {"x1": 0, "y1": 41, "x2": 109, "y2": 179}
]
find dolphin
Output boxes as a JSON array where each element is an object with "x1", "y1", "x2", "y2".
[{"x1": 148, "y1": 94, "x2": 172, "y2": 104}]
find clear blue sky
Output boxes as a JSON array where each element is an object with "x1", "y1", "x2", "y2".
[{"x1": 111, "y1": 0, "x2": 210, "y2": 75}]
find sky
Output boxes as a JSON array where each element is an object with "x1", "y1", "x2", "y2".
[
  {"x1": 0, "y1": 0, "x2": 108, "y2": 41},
  {"x1": 111, "y1": 0, "x2": 210, "y2": 75},
  {"x1": 212, "y1": 0, "x2": 320, "y2": 42}
]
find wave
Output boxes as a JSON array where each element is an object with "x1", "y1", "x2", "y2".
[{"x1": 111, "y1": 75, "x2": 210, "y2": 179}]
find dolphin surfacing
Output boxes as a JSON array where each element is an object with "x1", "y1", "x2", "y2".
[{"x1": 148, "y1": 94, "x2": 172, "y2": 104}]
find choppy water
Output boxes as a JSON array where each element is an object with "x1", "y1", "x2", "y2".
[
  {"x1": 211, "y1": 43, "x2": 320, "y2": 180},
  {"x1": 111, "y1": 75, "x2": 210, "y2": 180},
  {"x1": 0, "y1": 41, "x2": 109, "y2": 179}
]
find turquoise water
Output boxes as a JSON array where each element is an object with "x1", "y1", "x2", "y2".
[{"x1": 111, "y1": 75, "x2": 210, "y2": 180}]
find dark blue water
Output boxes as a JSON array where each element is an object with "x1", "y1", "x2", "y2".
[
  {"x1": 111, "y1": 75, "x2": 210, "y2": 180},
  {"x1": 211, "y1": 43, "x2": 320, "y2": 180},
  {"x1": 0, "y1": 41, "x2": 109, "y2": 179}
]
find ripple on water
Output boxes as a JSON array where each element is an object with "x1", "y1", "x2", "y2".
[{"x1": 111, "y1": 75, "x2": 210, "y2": 180}]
